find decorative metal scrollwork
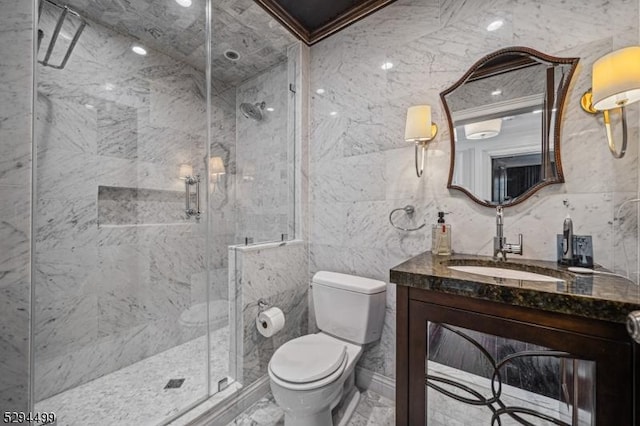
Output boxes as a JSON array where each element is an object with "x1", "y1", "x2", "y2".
[{"x1": 426, "y1": 323, "x2": 576, "y2": 426}]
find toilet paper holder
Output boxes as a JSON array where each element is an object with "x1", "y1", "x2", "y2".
[
  {"x1": 255, "y1": 301, "x2": 285, "y2": 338},
  {"x1": 258, "y1": 298, "x2": 270, "y2": 311}
]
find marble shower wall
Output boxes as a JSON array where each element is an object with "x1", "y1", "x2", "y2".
[
  {"x1": 309, "y1": 0, "x2": 640, "y2": 383},
  {"x1": 34, "y1": 8, "x2": 212, "y2": 400},
  {"x1": 236, "y1": 60, "x2": 294, "y2": 243},
  {"x1": 0, "y1": 0, "x2": 34, "y2": 413},
  {"x1": 209, "y1": 85, "x2": 237, "y2": 303},
  {"x1": 229, "y1": 241, "x2": 308, "y2": 386}
]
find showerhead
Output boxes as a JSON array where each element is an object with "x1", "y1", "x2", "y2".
[{"x1": 240, "y1": 101, "x2": 265, "y2": 121}]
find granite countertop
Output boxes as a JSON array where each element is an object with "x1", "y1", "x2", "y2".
[{"x1": 390, "y1": 252, "x2": 640, "y2": 324}]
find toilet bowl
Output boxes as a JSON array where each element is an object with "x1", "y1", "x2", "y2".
[
  {"x1": 267, "y1": 271, "x2": 386, "y2": 426},
  {"x1": 268, "y1": 333, "x2": 362, "y2": 426}
]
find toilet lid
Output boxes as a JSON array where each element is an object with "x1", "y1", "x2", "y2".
[{"x1": 269, "y1": 334, "x2": 346, "y2": 383}]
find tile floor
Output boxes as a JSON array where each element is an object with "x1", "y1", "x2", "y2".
[
  {"x1": 227, "y1": 389, "x2": 395, "y2": 426},
  {"x1": 35, "y1": 325, "x2": 230, "y2": 426}
]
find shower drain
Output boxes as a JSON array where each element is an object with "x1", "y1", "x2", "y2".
[{"x1": 164, "y1": 378, "x2": 185, "y2": 389}]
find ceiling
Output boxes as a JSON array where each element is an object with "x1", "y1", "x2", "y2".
[
  {"x1": 58, "y1": 0, "x2": 297, "y2": 90},
  {"x1": 253, "y1": 0, "x2": 397, "y2": 45},
  {"x1": 48, "y1": 0, "x2": 397, "y2": 89}
]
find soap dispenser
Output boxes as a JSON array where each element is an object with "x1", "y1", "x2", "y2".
[{"x1": 432, "y1": 211, "x2": 451, "y2": 255}]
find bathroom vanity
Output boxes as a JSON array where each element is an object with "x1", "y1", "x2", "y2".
[{"x1": 392, "y1": 252, "x2": 640, "y2": 425}]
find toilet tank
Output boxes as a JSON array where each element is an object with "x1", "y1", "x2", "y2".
[{"x1": 312, "y1": 271, "x2": 386, "y2": 345}]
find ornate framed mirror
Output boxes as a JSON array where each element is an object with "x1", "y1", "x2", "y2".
[{"x1": 441, "y1": 47, "x2": 579, "y2": 207}]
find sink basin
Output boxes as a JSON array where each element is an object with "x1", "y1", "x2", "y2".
[{"x1": 447, "y1": 265, "x2": 563, "y2": 282}]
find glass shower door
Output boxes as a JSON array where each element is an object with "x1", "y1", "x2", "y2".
[{"x1": 33, "y1": 0, "x2": 213, "y2": 424}]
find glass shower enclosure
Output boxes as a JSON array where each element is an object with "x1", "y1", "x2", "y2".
[{"x1": 32, "y1": 0, "x2": 298, "y2": 424}]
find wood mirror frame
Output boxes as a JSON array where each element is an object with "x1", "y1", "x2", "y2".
[{"x1": 441, "y1": 46, "x2": 579, "y2": 208}]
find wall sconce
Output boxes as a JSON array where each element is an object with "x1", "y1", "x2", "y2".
[
  {"x1": 580, "y1": 46, "x2": 640, "y2": 159},
  {"x1": 405, "y1": 105, "x2": 438, "y2": 177},
  {"x1": 179, "y1": 163, "x2": 200, "y2": 219},
  {"x1": 209, "y1": 156, "x2": 226, "y2": 191},
  {"x1": 464, "y1": 118, "x2": 502, "y2": 140}
]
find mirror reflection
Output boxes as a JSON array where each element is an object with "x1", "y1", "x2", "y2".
[{"x1": 442, "y1": 47, "x2": 579, "y2": 207}]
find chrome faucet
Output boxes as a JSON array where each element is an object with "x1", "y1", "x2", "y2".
[{"x1": 493, "y1": 206, "x2": 523, "y2": 261}]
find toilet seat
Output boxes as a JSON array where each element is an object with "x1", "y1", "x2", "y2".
[
  {"x1": 269, "y1": 334, "x2": 348, "y2": 391},
  {"x1": 269, "y1": 355, "x2": 347, "y2": 391}
]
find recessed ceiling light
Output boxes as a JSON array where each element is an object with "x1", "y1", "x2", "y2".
[
  {"x1": 316, "y1": 88, "x2": 325, "y2": 95},
  {"x1": 330, "y1": 111, "x2": 338, "y2": 116},
  {"x1": 266, "y1": 107, "x2": 274, "y2": 112},
  {"x1": 491, "y1": 89, "x2": 502, "y2": 96},
  {"x1": 381, "y1": 62, "x2": 394, "y2": 70},
  {"x1": 131, "y1": 45, "x2": 147, "y2": 56},
  {"x1": 175, "y1": 0, "x2": 192, "y2": 7},
  {"x1": 487, "y1": 20, "x2": 503, "y2": 32}
]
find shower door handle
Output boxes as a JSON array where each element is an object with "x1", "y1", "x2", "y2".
[{"x1": 185, "y1": 175, "x2": 201, "y2": 219}]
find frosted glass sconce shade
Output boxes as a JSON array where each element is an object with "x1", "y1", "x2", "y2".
[
  {"x1": 405, "y1": 105, "x2": 434, "y2": 142},
  {"x1": 592, "y1": 46, "x2": 640, "y2": 110},
  {"x1": 405, "y1": 105, "x2": 438, "y2": 178},
  {"x1": 581, "y1": 46, "x2": 640, "y2": 159},
  {"x1": 209, "y1": 157, "x2": 226, "y2": 176},
  {"x1": 179, "y1": 163, "x2": 193, "y2": 179}
]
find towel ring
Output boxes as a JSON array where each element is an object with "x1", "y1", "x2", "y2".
[{"x1": 389, "y1": 205, "x2": 426, "y2": 232}]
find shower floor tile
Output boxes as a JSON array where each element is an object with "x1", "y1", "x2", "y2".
[
  {"x1": 35, "y1": 325, "x2": 230, "y2": 426},
  {"x1": 227, "y1": 389, "x2": 395, "y2": 426}
]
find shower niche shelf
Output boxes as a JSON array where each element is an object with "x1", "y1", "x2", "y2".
[{"x1": 97, "y1": 185, "x2": 194, "y2": 227}]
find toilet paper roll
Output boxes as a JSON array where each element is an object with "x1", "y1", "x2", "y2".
[{"x1": 256, "y1": 307, "x2": 285, "y2": 337}]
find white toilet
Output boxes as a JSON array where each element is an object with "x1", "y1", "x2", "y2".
[{"x1": 268, "y1": 271, "x2": 386, "y2": 426}]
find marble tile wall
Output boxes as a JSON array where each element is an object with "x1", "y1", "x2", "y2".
[
  {"x1": 235, "y1": 60, "x2": 294, "y2": 243},
  {"x1": 309, "y1": 0, "x2": 640, "y2": 384},
  {"x1": 229, "y1": 241, "x2": 308, "y2": 386},
  {"x1": 34, "y1": 7, "x2": 213, "y2": 400},
  {"x1": 0, "y1": 0, "x2": 34, "y2": 413}
]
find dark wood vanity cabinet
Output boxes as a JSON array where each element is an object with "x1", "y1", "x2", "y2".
[{"x1": 395, "y1": 285, "x2": 639, "y2": 425}]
